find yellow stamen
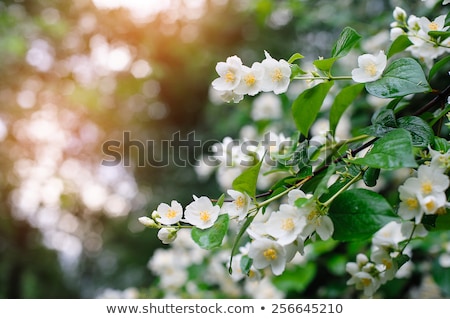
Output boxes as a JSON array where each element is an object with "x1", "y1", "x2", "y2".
[
  {"x1": 406, "y1": 197, "x2": 418, "y2": 210},
  {"x1": 244, "y1": 74, "x2": 256, "y2": 86},
  {"x1": 166, "y1": 209, "x2": 177, "y2": 219},
  {"x1": 429, "y1": 22, "x2": 439, "y2": 31},
  {"x1": 307, "y1": 210, "x2": 318, "y2": 221},
  {"x1": 263, "y1": 248, "x2": 277, "y2": 261},
  {"x1": 361, "y1": 277, "x2": 372, "y2": 287},
  {"x1": 199, "y1": 210, "x2": 211, "y2": 222},
  {"x1": 282, "y1": 218, "x2": 295, "y2": 231},
  {"x1": 421, "y1": 181, "x2": 433, "y2": 194},
  {"x1": 382, "y1": 258, "x2": 392, "y2": 270},
  {"x1": 365, "y1": 62, "x2": 377, "y2": 76},
  {"x1": 235, "y1": 196, "x2": 246, "y2": 209},
  {"x1": 425, "y1": 200, "x2": 435, "y2": 212},
  {"x1": 271, "y1": 68, "x2": 283, "y2": 82},
  {"x1": 225, "y1": 70, "x2": 235, "y2": 83}
]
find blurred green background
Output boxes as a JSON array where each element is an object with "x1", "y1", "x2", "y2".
[{"x1": 0, "y1": 0, "x2": 447, "y2": 298}]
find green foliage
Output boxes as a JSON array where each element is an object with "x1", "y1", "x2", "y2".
[
  {"x1": 329, "y1": 84, "x2": 365, "y2": 136},
  {"x1": 329, "y1": 189, "x2": 398, "y2": 241},
  {"x1": 365, "y1": 58, "x2": 431, "y2": 98},
  {"x1": 351, "y1": 129, "x2": 418, "y2": 169},
  {"x1": 292, "y1": 81, "x2": 334, "y2": 137},
  {"x1": 313, "y1": 27, "x2": 362, "y2": 72},
  {"x1": 191, "y1": 214, "x2": 229, "y2": 250},
  {"x1": 232, "y1": 158, "x2": 264, "y2": 198}
]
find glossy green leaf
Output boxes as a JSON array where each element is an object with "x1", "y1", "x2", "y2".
[
  {"x1": 387, "y1": 35, "x2": 412, "y2": 58},
  {"x1": 351, "y1": 128, "x2": 418, "y2": 169},
  {"x1": 363, "y1": 167, "x2": 380, "y2": 187},
  {"x1": 313, "y1": 27, "x2": 361, "y2": 72},
  {"x1": 191, "y1": 214, "x2": 229, "y2": 250},
  {"x1": 240, "y1": 255, "x2": 253, "y2": 276},
  {"x1": 331, "y1": 26, "x2": 362, "y2": 58},
  {"x1": 288, "y1": 52, "x2": 305, "y2": 63},
  {"x1": 232, "y1": 158, "x2": 263, "y2": 198},
  {"x1": 365, "y1": 58, "x2": 431, "y2": 98},
  {"x1": 228, "y1": 214, "x2": 255, "y2": 274},
  {"x1": 429, "y1": 54, "x2": 450, "y2": 80},
  {"x1": 329, "y1": 189, "x2": 399, "y2": 241},
  {"x1": 313, "y1": 57, "x2": 336, "y2": 72},
  {"x1": 292, "y1": 81, "x2": 334, "y2": 137},
  {"x1": 329, "y1": 83, "x2": 364, "y2": 136},
  {"x1": 397, "y1": 116, "x2": 434, "y2": 147}
]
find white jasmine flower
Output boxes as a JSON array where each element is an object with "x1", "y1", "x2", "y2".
[
  {"x1": 212, "y1": 55, "x2": 243, "y2": 91},
  {"x1": 405, "y1": 165, "x2": 449, "y2": 197},
  {"x1": 157, "y1": 228, "x2": 177, "y2": 244},
  {"x1": 260, "y1": 51, "x2": 291, "y2": 94},
  {"x1": 370, "y1": 249, "x2": 398, "y2": 283},
  {"x1": 221, "y1": 189, "x2": 252, "y2": 221},
  {"x1": 217, "y1": 89, "x2": 244, "y2": 103},
  {"x1": 154, "y1": 200, "x2": 183, "y2": 225},
  {"x1": 248, "y1": 237, "x2": 287, "y2": 275},
  {"x1": 234, "y1": 62, "x2": 265, "y2": 96},
  {"x1": 265, "y1": 204, "x2": 306, "y2": 245},
  {"x1": 351, "y1": 50, "x2": 387, "y2": 83},
  {"x1": 372, "y1": 221, "x2": 407, "y2": 250},
  {"x1": 302, "y1": 208, "x2": 334, "y2": 240},
  {"x1": 417, "y1": 192, "x2": 447, "y2": 215},
  {"x1": 418, "y1": 15, "x2": 448, "y2": 34},
  {"x1": 346, "y1": 260, "x2": 381, "y2": 297},
  {"x1": 398, "y1": 183, "x2": 423, "y2": 223},
  {"x1": 251, "y1": 93, "x2": 282, "y2": 121},
  {"x1": 444, "y1": 0, "x2": 450, "y2": 5},
  {"x1": 184, "y1": 196, "x2": 220, "y2": 229},
  {"x1": 429, "y1": 148, "x2": 450, "y2": 172}
]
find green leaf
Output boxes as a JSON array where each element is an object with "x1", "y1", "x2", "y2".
[
  {"x1": 313, "y1": 163, "x2": 336, "y2": 199},
  {"x1": 429, "y1": 54, "x2": 450, "y2": 80},
  {"x1": 191, "y1": 214, "x2": 229, "y2": 250},
  {"x1": 433, "y1": 137, "x2": 450, "y2": 153},
  {"x1": 397, "y1": 116, "x2": 434, "y2": 147},
  {"x1": 360, "y1": 108, "x2": 397, "y2": 137},
  {"x1": 272, "y1": 263, "x2": 317, "y2": 293},
  {"x1": 387, "y1": 35, "x2": 413, "y2": 58},
  {"x1": 433, "y1": 212, "x2": 450, "y2": 231},
  {"x1": 292, "y1": 81, "x2": 334, "y2": 137},
  {"x1": 313, "y1": 27, "x2": 361, "y2": 72},
  {"x1": 428, "y1": 30, "x2": 450, "y2": 41},
  {"x1": 331, "y1": 27, "x2": 362, "y2": 58},
  {"x1": 228, "y1": 214, "x2": 255, "y2": 274},
  {"x1": 365, "y1": 58, "x2": 431, "y2": 98},
  {"x1": 288, "y1": 52, "x2": 304, "y2": 64},
  {"x1": 240, "y1": 255, "x2": 253, "y2": 276},
  {"x1": 329, "y1": 83, "x2": 364, "y2": 136},
  {"x1": 290, "y1": 64, "x2": 307, "y2": 79},
  {"x1": 363, "y1": 167, "x2": 380, "y2": 187},
  {"x1": 216, "y1": 193, "x2": 226, "y2": 207},
  {"x1": 313, "y1": 57, "x2": 336, "y2": 72},
  {"x1": 351, "y1": 128, "x2": 418, "y2": 169},
  {"x1": 394, "y1": 254, "x2": 410, "y2": 269},
  {"x1": 329, "y1": 189, "x2": 399, "y2": 241},
  {"x1": 232, "y1": 158, "x2": 263, "y2": 198}
]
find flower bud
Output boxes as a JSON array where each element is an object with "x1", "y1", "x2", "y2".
[
  {"x1": 393, "y1": 7, "x2": 407, "y2": 22},
  {"x1": 138, "y1": 216, "x2": 157, "y2": 228},
  {"x1": 157, "y1": 228, "x2": 177, "y2": 244}
]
